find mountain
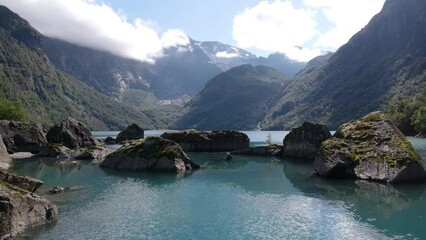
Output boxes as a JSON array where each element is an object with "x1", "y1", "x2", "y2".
[
  {"x1": 42, "y1": 37, "x2": 222, "y2": 100},
  {"x1": 195, "y1": 41, "x2": 257, "y2": 71},
  {"x1": 250, "y1": 52, "x2": 307, "y2": 77},
  {"x1": 264, "y1": 0, "x2": 426, "y2": 130},
  {"x1": 0, "y1": 5, "x2": 156, "y2": 130},
  {"x1": 196, "y1": 41, "x2": 306, "y2": 76},
  {"x1": 175, "y1": 65, "x2": 291, "y2": 130}
]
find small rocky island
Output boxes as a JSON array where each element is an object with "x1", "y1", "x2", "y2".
[
  {"x1": 282, "y1": 122, "x2": 332, "y2": 159},
  {"x1": 314, "y1": 111, "x2": 426, "y2": 183},
  {"x1": 100, "y1": 137, "x2": 199, "y2": 173},
  {"x1": 161, "y1": 130, "x2": 249, "y2": 152},
  {"x1": 39, "y1": 117, "x2": 111, "y2": 161}
]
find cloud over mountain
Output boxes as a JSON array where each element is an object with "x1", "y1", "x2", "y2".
[
  {"x1": 232, "y1": 0, "x2": 385, "y2": 61},
  {"x1": 0, "y1": 0, "x2": 189, "y2": 63}
]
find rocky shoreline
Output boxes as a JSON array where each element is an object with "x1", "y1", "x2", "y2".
[{"x1": 1, "y1": 111, "x2": 426, "y2": 238}]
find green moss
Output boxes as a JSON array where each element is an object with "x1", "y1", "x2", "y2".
[{"x1": 0, "y1": 180, "x2": 26, "y2": 198}]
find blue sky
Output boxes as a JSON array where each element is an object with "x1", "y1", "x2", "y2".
[{"x1": 0, "y1": 0, "x2": 386, "y2": 62}]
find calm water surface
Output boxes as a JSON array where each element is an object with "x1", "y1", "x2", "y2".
[{"x1": 11, "y1": 131, "x2": 426, "y2": 240}]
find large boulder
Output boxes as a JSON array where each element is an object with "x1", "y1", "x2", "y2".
[
  {"x1": 282, "y1": 122, "x2": 332, "y2": 159},
  {"x1": 0, "y1": 180, "x2": 58, "y2": 239},
  {"x1": 100, "y1": 137, "x2": 199, "y2": 173},
  {"x1": 314, "y1": 112, "x2": 426, "y2": 183},
  {"x1": 161, "y1": 130, "x2": 249, "y2": 152},
  {"x1": 0, "y1": 136, "x2": 11, "y2": 170},
  {"x1": 0, "y1": 169, "x2": 43, "y2": 192},
  {"x1": 0, "y1": 120, "x2": 47, "y2": 153},
  {"x1": 115, "y1": 124, "x2": 144, "y2": 143},
  {"x1": 46, "y1": 117, "x2": 99, "y2": 149}
]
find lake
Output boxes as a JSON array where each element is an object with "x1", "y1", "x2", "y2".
[{"x1": 11, "y1": 131, "x2": 426, "y2": 240}]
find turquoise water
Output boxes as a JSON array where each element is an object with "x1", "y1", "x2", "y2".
[{"x1": 11, "y1": 131, "x2": 426, "y2": 240}]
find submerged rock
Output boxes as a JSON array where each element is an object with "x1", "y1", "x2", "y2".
[
  {"x1": 115, "y1": 123, "x2": 144, "y2": 143},
  {"x1": 282, "y1": 122, "x2": 331, "y2": 160},
  {"x1": 161, "y1": 130, "x2": 249, "y2": 152},
  {"x1": 0, "y1": 120, "x2": 47, "y2": 153},
  {"x1": 314, "y1": 111, "x2": 426, "y2": 183},
  {"x1": 0, "y1": 135, "x2": 11, "y2": 169},
  {"x1": 46, "y1": 117, "x2": 99, "y2": 149},
  {"x1": 232, "y1": 144, "x2": 283, "y2": 156},
  {"x1": 0, "y1": 180, "x2": 58, "y2": 239},
  {"x1": 100, "y1": 137, "x2": 199, "y2": 173}
]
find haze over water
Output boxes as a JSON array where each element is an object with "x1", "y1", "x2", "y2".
[{"x1": 12, "y1": 131, "x2": 426, "y2": 240}]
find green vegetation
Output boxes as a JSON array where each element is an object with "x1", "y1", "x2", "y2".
[
  {"x1": 0, "y1": 6, "x2": 159, "y2": 130},
  {"x1": 387, "y1": 83, "x2": 426, "y2": 136},
  {"x1": 175, "y1": 65, "x2": 291, "y2": 130},
  {"x1": 0, "y1": 92, "x2": 28, "y2": 121}
]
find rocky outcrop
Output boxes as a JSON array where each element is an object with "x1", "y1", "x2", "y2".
[
  {"x1": 0, "y1": 136, "x2": 11, "y2": 170},
  {"x1": 46, "y1": 117, "x2": 99, "y2": 149},
  {"x1": 115, "y1": 124, "x2": 144, "y2": 143},
  {"x1": 314, "y1": 112, "x2": 426, "y2": 183},
  {"x1": 100, "y1": 137, "x2": 199, "y2": 173},
  {"x1": 161, "y1": 130, "x2": 249, "y2": 152},
  {"x1": 104, "y1": 136, "x2": 116, "y2": 145},
  {"x1": 232, "y1": 145, "x2": 283, "y2": 156},
  {"x1": 0, "y1": 120, "x2": 47, "y2": 153},
  {"x1": 0, "y1": 169, "x2": 43, "y2": 192},
  {"x1": 38, "y1": 144, "x2": 112, "y2": 163},
  {"x1": 0, "y1": 180, "x2": 58, "y2": 239},
  {"x1": 282, "y1": 122, "x2": 331, "y2": 159}
]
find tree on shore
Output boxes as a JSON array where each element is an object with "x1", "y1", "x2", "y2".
[{"x1": 0, "y1": 93, "x2": 28, "y2": 121}]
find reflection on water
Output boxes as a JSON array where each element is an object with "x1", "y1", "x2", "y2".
[{"x1": 10, "y1": 132, "x2": 426, "y2": 240}]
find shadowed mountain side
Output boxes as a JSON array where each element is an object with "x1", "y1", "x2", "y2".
[
  {"x1": 264, "y1": 0, "x2": 426, "y2": 130},
  {"x1": 175, "y1": 65, "x2": 291, "y2": 130}
]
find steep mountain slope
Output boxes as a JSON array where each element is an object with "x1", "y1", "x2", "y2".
[
  {"x1": 175, "y1": 65, "x2": 291, "y2": 130},
  {"x1": 0, "y1": 5, "x2": 155, "y2": 130},
  {"x1": 265, "y1": 0, "x2": 426, "y2": 130},
  {"x1": 43, "y1": 37, "x2": 222, "y2": 100}
]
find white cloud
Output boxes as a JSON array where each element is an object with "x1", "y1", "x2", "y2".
[
  {"x1": 215, "y1": 51, "x2": 239, "y2": 58},
  {"x1": 0, "y1": 0, "x2": 190, "y2": 63},
  {"x1": 233, "y1": 1, "x2": 320, "y2": 61},
  {"x1": 303, "y1": 0, "x2": 385, "y2": 50},
  {"x1": 232, "y1": 0, "x2": 385, "y2": 62}
]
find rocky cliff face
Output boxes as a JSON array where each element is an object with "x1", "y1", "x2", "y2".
[
  {"x1": 265, "y1": 0, "x2": 426, "y2": 129},
  {"x1": 314, "y1": 112, "x2": 426, "y2": 183}
]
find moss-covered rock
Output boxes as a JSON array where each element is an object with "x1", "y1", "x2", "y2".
[
  {"x1": 282, "y1": 122, "x2": 332, "y2": 159},
  {"x1": 0, "y1": 120, "x2": 47, "y2": 153},
  {"x1": 314, "y1": 111, "x2": 426, "y2": 183},
  {"x1": 100, "y1": 137, "x2": 199, "y2": 173},
  {"x1": 0, "y1": 180, "x2": 57, "y2": 239},
  {"x1": 161, "y1": 130, "x2": 249, "y2": 152},
  {"x1": 115, "y1": 123, "x2": 144, "y2": 143}
]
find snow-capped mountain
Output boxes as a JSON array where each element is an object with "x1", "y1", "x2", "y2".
[{"x1": 194, "y1": 41, "x2": 257, "y2": 70}]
